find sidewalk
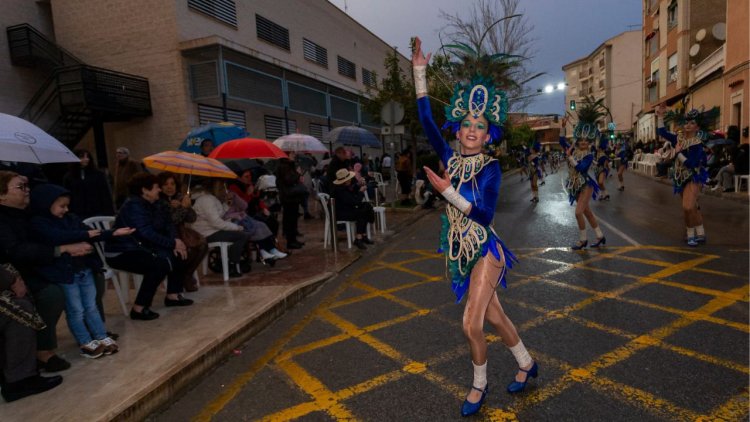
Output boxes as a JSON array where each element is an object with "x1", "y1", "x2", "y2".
[
  {"x1": 0, "y1": 206, "x2": 430, "y2": 422},
  {"x1": 629, "y1": 168, "x2": 749, "y2": 203}
]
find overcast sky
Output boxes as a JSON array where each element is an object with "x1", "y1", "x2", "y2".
[{"x1": 328, "y1": 0, "x2": 642, "y2": 115}]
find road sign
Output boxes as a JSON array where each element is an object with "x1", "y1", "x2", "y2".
[{"x1": 381, "y1": 101, "x2": 404, "y2": 125}]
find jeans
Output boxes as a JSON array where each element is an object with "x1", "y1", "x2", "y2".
[{"x1": 61, "y1": 269, "x2": 107, "y2": 345}]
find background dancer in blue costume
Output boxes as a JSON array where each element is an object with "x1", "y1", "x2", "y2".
[
  {"x1": 560, "y1": 96, "x2": 606, "y2": 250},
  {"x1": 412, "y1": 36, "x2": 535, "y2": 418},
  {"x1": 615, "y1": 139, "x2": 630, "y2": 191},
  {"x1": 655, "y1": 103, "x2": 716, "y2": 246},
  {"x1": 527, "y1": 141, "x2": 543, "y2": 203}
]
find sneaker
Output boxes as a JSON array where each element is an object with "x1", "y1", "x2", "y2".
[
  {"x1": 269, "y1": 248, "x2": 288, "y2": 259},
  {"x1": 99, "y1": 337, "x2": 119, "y2": 355},
  {"x1": 80, "y1": 340, "x2": 105, "y2": 359},
  {"x1": 686, "y1": 237, "x2": 698, "y2": 247},
  {"x1": 696, "y1": 235, "x2": 706, "y2": 244},
  {"x1": 259, "y1": 249, "x2": 277, "y2": 261}
]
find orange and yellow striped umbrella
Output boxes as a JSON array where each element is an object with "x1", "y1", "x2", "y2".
[{"x1": 143, "y1": 151, "x2": 237, "y2": 179}]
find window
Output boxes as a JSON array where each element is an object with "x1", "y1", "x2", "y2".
[
  {"x1": 198, "y1": 104, "x2": 246, "y2": 128},
  {"x1": 362, "y1": 68, "x2": 377, "y2": 88},
  {"x1": 337, "y1": 56, "x2": 356, "y2": 80},
  {"x1": 226, "y1": 63, "x2": 283, "y2": 107},
  {"x1": 330, "y1": 95, "x2": 357, "y2": 122},
  {"x1": 256, "y1": 14, "x2": 290, "y2": 51},
  {"x1": 309, "y1": 123, "x2": 330, "y2": 140},
  {"x1": 189, "y1": 62, "x2": 219, "y2": 99},
  {"x1": 287, "y1": 82, "x2": 326, "y2": 116},
  {"x1": 667, "y1": 0, "x2": 678, "y2": 30},
  {"x1": 302, "y1": 38, "x2": 327, "y2": 67},
  {"x1": 668, "y1": 53, "x2": 678, "y2": 83},
  {"x1": 264, "y1": 115, "x2": 296, "y2": 140},
  {"x1": 188, "y1": 0, "x2": 237, "y2": 27},
  {"x1": 648, "y1": 31, "x2": 659, "y2": 56}
]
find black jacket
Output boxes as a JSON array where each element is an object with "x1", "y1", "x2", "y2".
[
  {"x1": 62, "y1": 166, "x2": 115, "y2": 219},
  {"x1": 0, "y1": 205, "x2": 57, "y2": 286},
  {"x1": 28, "y1": 184, "x2": 111, "y2": 284},
  {"x1": 105, "y1": 195, "x2": 176, "y2": 257}
]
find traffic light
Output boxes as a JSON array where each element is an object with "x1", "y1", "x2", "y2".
[{"x1": 569, "y1": 100, "x2": 576, "y2": 110}]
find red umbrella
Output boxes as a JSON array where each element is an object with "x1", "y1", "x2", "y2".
[{"x1": 208, "y1": 137, "x2": 288, "y2": 160}]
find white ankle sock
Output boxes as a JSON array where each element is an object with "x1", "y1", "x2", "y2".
[
  {"x1": 509, "y1": 340, "x2": 533, "y2": 368},
  {"x1": 579, "y1": 230, "x2": 587, "y2": 242},
  {"x1": 696, "y1": 225, "x2": 705, "y2": 236},
  {"x1": 472, "y1": 361, "x2": 487, "y2": 389},
  {"x1": 594, "y1": 227, "x2": 603, "y2": 238},
  {"x1": 686, "y1": 227, "x2": 696, "y2": 238}
]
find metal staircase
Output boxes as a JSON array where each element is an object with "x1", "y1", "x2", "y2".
[{"x1": 8, "y1": 24, "x2": 152, "y2": 149}]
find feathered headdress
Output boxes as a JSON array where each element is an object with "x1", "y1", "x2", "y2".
[
  {"x1": 664, "y1": 98, "x2": 720, "y2": 140},
  {"x1": 438, "y1": 15, "x2": 541, "y2": 144},
  {"x1": 573, "y1": 96, "x2": 610, "y2": 141}
]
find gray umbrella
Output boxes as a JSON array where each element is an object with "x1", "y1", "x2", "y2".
[{"x1": 324, "y1": 126, "x2": 380, "y2": 148}]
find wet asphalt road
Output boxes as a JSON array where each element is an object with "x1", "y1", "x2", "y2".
[{"x1": 155, "y1": 169, "x2": 749, "y2": 421}]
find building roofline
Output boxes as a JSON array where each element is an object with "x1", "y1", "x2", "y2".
[{"x1": 561, "y1": 30, "x2": 641, "y2": 70}]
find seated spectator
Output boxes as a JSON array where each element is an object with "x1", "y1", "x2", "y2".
[
  {"x1": 224, "y1": 191, "x2": 287, "y2": 261},
  {"x1": 191, "y1": 179, "x2": 253, "y2": 277},
  {"x1": 105, "y1": 173, "x2": 193, "y2": 321},
  {"x1": 0, "y1": 171, "x2": 91, "y2": 372},
  {"x1": 331, "y1": 169, "x2": 375, "y2": 250},
  {"x1": 157, "y1": 172, "x2": 207, "y2": 292},
  {"x1": 0, "y1": 264, "x2": 63, "y2": 402},
  {"x1": 712, "y1": 143, "x2": 749, "y2": 192},
  {"x1": 252, "y1": 174, "x2": 281, "y2": 236},
  {"x1": 29, "y1": 184, "x2": 132, "y2": 358}
]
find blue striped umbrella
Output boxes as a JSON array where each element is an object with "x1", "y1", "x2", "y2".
[
  {"x1": 324, "y1": 126, "x2": 380, "y2": 148},
  {"x1": 178, "y1": 122, "x2": 247, "y2": 154}
]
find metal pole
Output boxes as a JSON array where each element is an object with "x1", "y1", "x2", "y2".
[{"x1": 330, "y1": 197, "x2": 338, "y2": 254}]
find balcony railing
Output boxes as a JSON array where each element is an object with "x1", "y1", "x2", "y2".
[{"x1": 6, "y1": 24, "x2": 81, "y2": 68}]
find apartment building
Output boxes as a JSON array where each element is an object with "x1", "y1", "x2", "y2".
[
  {"x1": 640, "y1": 0, "x2": 747, "y2": 144},
  {"x1": 562, "y1": 31, "x2": 642, "y2": 140},
  {"x1": 1, "y1": 0, "x2": 410, "y2": 169}
]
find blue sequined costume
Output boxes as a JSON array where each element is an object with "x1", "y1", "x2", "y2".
[
  {"x1": 560, "y1": 137, "x2": 600, "y2": 205},
  {"x1": 657, "y1": 127, "x2": 709, "y2": 194},
  {"x1": 417, "y1": 97, "x2": 517, "y2": 303}
]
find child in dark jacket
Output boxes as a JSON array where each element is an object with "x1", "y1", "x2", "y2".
[{"x1": 29, "y1": 184, "x2": 133, "y2": 359}]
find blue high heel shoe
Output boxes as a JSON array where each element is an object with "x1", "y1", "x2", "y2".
[
  {"x1": 507, "y1": 362, "x2": 538, "y2": 394},
  {"x1": 571, "y1": 240, "x2": 587, "y2": 250},
  {"x1": 460, "y1": 385, "x2": 488, "y2": 417},
  {"x1": 591, "y1": 236, "x2": 606, "y2": 247}
]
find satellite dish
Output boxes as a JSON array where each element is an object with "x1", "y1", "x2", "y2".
[
  {"x1": 712, "y1": 22, "x2": 726, "y2": 41},
  {"x1": 695, "y1": 28, "x2": 706, "y2": 41},
  {"x1": 689, "y1": 44, "x2": 700, "y2": 57}
]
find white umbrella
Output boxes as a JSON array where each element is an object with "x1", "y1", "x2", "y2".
[
  {"x1": 273, "y1": 133, "x2": 328, "y2": 153},
  {"x1": 0, "y1": 113, "x2": 79, "y2": 164}
]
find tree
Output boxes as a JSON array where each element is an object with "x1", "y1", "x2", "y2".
[{"x1": 439, "y1": 0, "x2": 539, "y2": 112}]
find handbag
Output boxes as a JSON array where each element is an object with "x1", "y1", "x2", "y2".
[{"x1": 178, "y1": 224, "x2": 205, "y2": 248}]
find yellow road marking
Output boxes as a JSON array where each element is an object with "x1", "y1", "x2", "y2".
[{"x1": 195, "y1": 246, "x2": 749, "y2": 421}]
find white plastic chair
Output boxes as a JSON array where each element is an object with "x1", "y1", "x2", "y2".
[
  {"x1": 734, "y1": 175, "x2": 749, "y2": 192},
  {"x1": 201, "y1": 241, "x2": 236, "y2": 282},
  {"x1": 83, "y1": 216, "x2": 134, "y2": 316},
  {"x1": 318, "y1": 193, "x2": 357, "y2": 249},
  {"x1": 372, "y1": 172, "x2": 388, "y2": 203}
]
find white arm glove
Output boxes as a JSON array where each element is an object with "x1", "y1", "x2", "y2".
[
  {"x1": 441, "y1": 186, "x2": 471, "y2": 214},
  {"x1": 568, "y1": 156, "x2": 578, "y2": 166},
  {"x1": 413, "y1": 65, "x2": 427, "y2": 97}
]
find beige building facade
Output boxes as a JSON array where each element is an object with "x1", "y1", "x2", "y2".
[
  {"x1": 1, "y1": 0, "x2": 411, "y2": 169},
  {"x1": 562, "y1": 30, "x2": 643, "y2": 139},
  {"x1": 640, "y1": 0, "x2": 747, "y2": 144}
]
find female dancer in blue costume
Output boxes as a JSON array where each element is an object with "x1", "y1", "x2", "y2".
[
  {"x1": 655, "y1": 104, "x2": 712, "y2": 246},
  {"x1": 527, "y1": 141, "x2": 543, "y2": 203},
  {"x1": 593, "y1": 137, "x2": 611, "y2": 201},
  {"x1": 412, "y1": 37, "x2": 536, "y2": 417},
  {"x1": 615, "y1": 140, "x2": 630, "y2": 191},
  {"x1": 560, "y1": 113, "x2": 606, "y2": 250}
]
